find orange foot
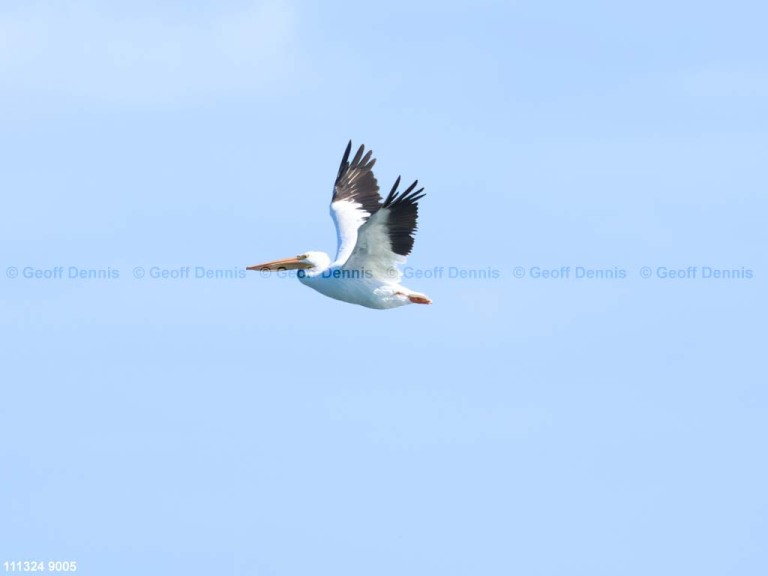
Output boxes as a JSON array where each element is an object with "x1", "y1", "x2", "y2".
[{"x1": 408, "y1": 294, "x2": 432, "y2": 305}]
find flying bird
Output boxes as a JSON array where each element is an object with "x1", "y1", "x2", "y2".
[{"x1": 247, "y1": 141, "x2": 432, "y2": 309}]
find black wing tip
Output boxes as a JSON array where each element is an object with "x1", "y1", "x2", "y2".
[
  {"x1": 381, "y1": 175, "x2": 426, "y2": 257},
  {"x1": 383, "y1": 176, "x2": 426, "y2": 208},
  {"x1": 351, "y1": 144, "x2": 364, "y2": 166},
  {"x1": 336, "y1": 140, "x2": 376, "y2": 184},
  {"x1": 337, "y1": 141, "x2": 353, "y2": 181},
  {"x1": 332, "y1": 140, "x2": 382, "y2": 214}
]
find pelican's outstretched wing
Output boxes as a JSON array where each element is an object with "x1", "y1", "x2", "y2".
[
  {"x1": 342, "y1": 176, "x2": 425, "y2": 281},
  {"x1": 330, "y1": 141, "x2": 382, "y2": 265}
]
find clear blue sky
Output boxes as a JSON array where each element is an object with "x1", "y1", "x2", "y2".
[{"x1": 1, "y1": 1, "x2": 766, "y2": 574}]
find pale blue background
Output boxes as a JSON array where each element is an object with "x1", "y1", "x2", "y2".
[{"x1": 1, "y1": 1, "x2": 766, "y2": 575}]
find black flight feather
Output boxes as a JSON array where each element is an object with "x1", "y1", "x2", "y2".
[
  {"x1": 381, "y1": 176, "x2": 426, "y2": 257},
  {"x1": 332, "y1": 141, "x2": 382, "y2": 216}
]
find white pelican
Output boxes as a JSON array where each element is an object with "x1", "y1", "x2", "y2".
[{"x1": 247, "y1": 141, "x2": 432, "y2": 309}]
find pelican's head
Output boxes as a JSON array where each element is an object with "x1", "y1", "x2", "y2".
[{"x1": 247, "y1": 251, "x2": 331, "y2": 275}]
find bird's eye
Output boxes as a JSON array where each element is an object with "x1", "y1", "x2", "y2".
[{"x1": 297, "y1": 254, "x2": 307, "y2": 260}]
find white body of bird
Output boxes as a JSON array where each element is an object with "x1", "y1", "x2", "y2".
[{"x1": 296, "y1": 252, "x2": 430, "y2": 310}]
